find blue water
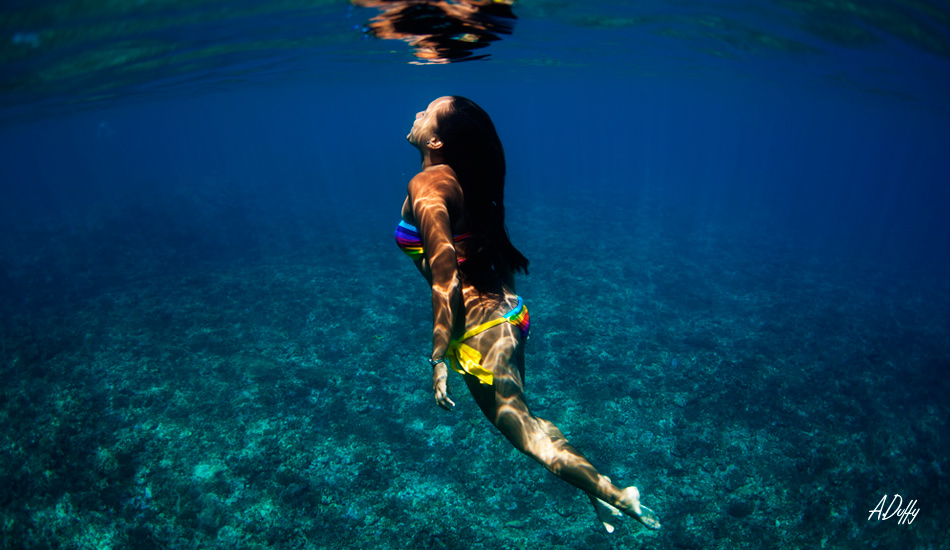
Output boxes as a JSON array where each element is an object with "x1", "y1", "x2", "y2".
[{"x1": 1, "y1": 2, "x2": 948, "y2": 549}]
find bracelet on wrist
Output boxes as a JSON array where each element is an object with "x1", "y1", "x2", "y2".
[{"x1": 428, "y1": 357, "x2": 448, "y2": 368}]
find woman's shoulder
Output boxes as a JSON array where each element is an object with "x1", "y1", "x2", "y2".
[
  {"x1": 408, "y1": 165, "x2": 462, "y2": 203},
  {"x1": 410, "y1": 164, "x2": 457, "y2": 186}
]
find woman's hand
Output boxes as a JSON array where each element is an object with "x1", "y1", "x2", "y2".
[{"x1": 432, "y1": 363, "x2": 455, "y2": 411}]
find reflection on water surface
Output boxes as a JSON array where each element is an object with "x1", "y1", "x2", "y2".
[
  {"x1": 352, "y1": 0, "x2": 517, "y2": 64},
  {"x1": 1, "y1": 0, "x2": 948, "y2": 120}
]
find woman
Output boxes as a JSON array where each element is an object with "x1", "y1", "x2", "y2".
[{"x1": 396, "y1": 96, "x2": 661, "y2": 532}]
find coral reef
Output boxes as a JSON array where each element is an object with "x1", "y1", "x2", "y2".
[{"x1": 1, "y1": 198, "x2": 946, "y2": 549}]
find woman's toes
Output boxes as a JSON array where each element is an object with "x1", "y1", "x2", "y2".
[
  {"x1": 638, "y1": 505, "x2": 662, "y2": 530},
  {"x1": 620, "y1": 486, "x2": 661, "y2": 529}
]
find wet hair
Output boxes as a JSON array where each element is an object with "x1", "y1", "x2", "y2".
[{"x1": 436, "y1": 96, "x2": 529, "y2": 285}]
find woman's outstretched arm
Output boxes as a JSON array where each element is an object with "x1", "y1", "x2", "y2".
[{"x1": 408, "y1": 168, "x2": 463, "y2": 409}]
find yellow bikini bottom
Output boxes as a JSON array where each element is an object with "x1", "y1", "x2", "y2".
[{"x1": 446, "y1": 297, "x2": 529, "y2": 386}]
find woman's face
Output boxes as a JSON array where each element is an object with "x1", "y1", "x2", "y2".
[{"x1": 407, "y1": 96, "x2": 453, "y2": 147}]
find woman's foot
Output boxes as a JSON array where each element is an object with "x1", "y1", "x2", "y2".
[
  {"x1": 588, "y1": 491, "x2": 623, "y2": 533},
  {"x1": 618, "y1": 486, "x2": 662, "y2": 530}
]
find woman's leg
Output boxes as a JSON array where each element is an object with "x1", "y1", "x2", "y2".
[{"x1": 463, "y1": 332, "x2": 660, "y2": 530}]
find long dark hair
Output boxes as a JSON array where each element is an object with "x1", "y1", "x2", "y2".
[{"x1": 436, "y1": 96, "x2": 529, "y2": 285}]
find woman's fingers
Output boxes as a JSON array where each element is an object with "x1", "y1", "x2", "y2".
[
  {"x1": 436, "y1": 391, "x2": 455, "y2": 410},
  {"x1": 432, "y1": 365, "x2": 454, "y2": 410},
  {"x1": 437, "y1": 394, "x2": 456, "y2": 410},
  {"x1": 434, "y1": 380, "x2": 455, "y2": 410}
]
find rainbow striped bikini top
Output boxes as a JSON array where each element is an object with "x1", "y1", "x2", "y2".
[{"x1": 395, "y1": 220, "x2": 472, "y2": 261}]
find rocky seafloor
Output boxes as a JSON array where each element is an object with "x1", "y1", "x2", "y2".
[{"x1": 1, "y1": 200, "x2": 946, "y2": 549}]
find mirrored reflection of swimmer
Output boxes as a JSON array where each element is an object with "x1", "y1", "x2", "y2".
[
  {"x1": 353, "y1": 0, "x2": 516, "y2": 63},
  {"x1": 395, "y1": 96, "x2": 662, "y2": 532}
]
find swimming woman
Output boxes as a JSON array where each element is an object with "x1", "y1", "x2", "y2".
[{"x1": 396, "y1": 96, "x2": 661, "y2": 532}]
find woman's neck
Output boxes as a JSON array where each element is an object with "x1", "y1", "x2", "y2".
[{"x1": 421, "y1": 149, "x2": 445, "y2": 169}]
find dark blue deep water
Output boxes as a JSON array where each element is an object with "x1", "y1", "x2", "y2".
[{"x1": 1, "y1": 2, "x2": 948, "y2": 549}]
